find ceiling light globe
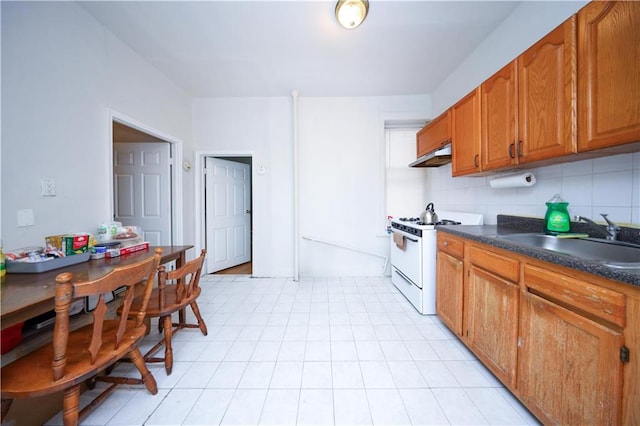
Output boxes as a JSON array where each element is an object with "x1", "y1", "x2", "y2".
[{"x1": 335, "y1": 0, "x2": 369, "y2": 30}]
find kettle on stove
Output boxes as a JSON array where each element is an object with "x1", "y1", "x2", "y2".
[{"x1": 420, "y1": 202, "x2": 439, "y2": 224}]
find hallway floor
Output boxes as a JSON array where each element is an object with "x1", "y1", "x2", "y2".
[{"x1": 45, "y1": 275, "x2": 539, "y2": 425}]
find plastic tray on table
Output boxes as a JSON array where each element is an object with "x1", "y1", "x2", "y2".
[{"x1": 6, "y1": 252, "x2": 91, "y2": 274}]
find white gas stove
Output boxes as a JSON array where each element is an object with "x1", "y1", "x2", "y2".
[{"x1": 390, "y1": 211, "x2": 483, "y2": 314}]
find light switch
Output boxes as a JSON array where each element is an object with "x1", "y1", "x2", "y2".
[
  {"x1": 41, "y1": 179, "x2": 56, "y2": 196},
  {"x1": 17, "y1": 209, "x2": 35, "y2": 227}
]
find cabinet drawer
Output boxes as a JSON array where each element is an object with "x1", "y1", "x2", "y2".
[
  {"x1": 437, "y1": 233, "x2": 464, "y2": 258},
  {"x1": 524, "y1": 264, "x2": 626, "y2": 327},
  {"x1": 468, "y1": 244, "x2": 520, "y2": 283}
]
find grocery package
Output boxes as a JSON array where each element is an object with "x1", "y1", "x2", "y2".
[
  {"x1": 0, "y1": 241, "x2": 6, "y2": 281},
  {"x1": 93, "y1": 223, "x2": 147, "y2": 259},
  {"x1": 96, "y1": 222, "x2": 121, "y2": 242},
  {"x1": 45, "y1": 233, "x2": 90, "y2": 256},
  {"x1": 95, "y1": 223, "x2": 142, "y2": 244}
]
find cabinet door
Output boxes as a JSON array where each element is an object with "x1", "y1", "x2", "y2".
[
  {"x1": 417, "y1": 110, "x2": 451, "y2": 157},
  {"x1": 452, "y1": 88, "x2": 481, "y2": 176},
  {"x1": 481, "y1": 61, "x2": 518, "y2": 171},
  {"x1": 518, "y1": 16, "x2": 577, "y2": 163},
  {"x1": 578, "y1": 1, "x2": 640, "y2": 151},
  {"x1": 436, "y1": 251, "x2": 464, "y2": 336},
  {"x1": 519, "y1": 291, "x2": 623, "y2": 425},
  {"x1": 465, "y1": 265, "x2": 519, "y2": 388}
]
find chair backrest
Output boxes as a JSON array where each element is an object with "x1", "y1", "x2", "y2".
[
  {"x1": 157, "y1": 249, "x2": 206, "y2": 309},
  {"x1": 51, "y1": 248, "x2": 163, "y2": 380}
]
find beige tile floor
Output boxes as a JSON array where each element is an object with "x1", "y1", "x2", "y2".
[{"x1": 46, "y1": 275, "x2": 540, "y2": 425}]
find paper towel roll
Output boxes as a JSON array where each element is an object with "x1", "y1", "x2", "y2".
[{"x1": 489, "y1": 172, "x2": 536, "y2": 189}]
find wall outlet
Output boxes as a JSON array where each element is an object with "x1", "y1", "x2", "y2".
[
  {"x1": 41, "y1": 179, "x2": 56, "y2": 196},
  {"x1": 17, "y1": 209, "x2": 35, "y2": 227}
]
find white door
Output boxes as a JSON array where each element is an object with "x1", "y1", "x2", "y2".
[
  {"x1": 113, "y1": 142, "x2": 172, "y2": 246},
  {"x1": 205, "y1": 157, "x2": 251, "y2": 273}
]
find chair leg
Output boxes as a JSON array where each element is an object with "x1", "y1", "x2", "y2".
[
  {"x1": 162, "y1": 315, "x2": 174, "y2": 375},
  {"x1": 62, "y1": 385, "x2": 80, "y2": 426},
  {"x1": 129, "y1": 346, "x2": 158, "y2": 395},
  {"x1": 1, "y1": 398, "x2": 13, "y2": 423},
  {"x1": 190, "y1": 301, "x2": 208, "y2": 336}
]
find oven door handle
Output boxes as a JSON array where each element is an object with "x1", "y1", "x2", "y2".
[{"x1": 394, "y1": 232, "x2": 419, "y2": 243}]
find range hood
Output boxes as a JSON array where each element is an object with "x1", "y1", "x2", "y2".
[{"x1": 409, "y1": 143, "x2": 452, "y2": 167}]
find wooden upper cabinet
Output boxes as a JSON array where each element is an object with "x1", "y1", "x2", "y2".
[
  {"x1": 417, "y1": 110, "x2": 451, "y2": 157},
  {"x1": 481, "y1": 61, "x2": 517, "y2": 171},
  {"x1": 452, "y1": 88, "x2": 481, "y2": 176},
  {"x1": 517, "y1": 15, "x2": 577, "y2": 163},
  {"x1": 480, "y1": 17, "x2": 577, "y2": 172},
  {"x1": 578, "y1": 1, "x2": 640, "y2": 151}
]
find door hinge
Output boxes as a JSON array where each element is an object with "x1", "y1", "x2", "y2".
[{"x1": 620, "y1": 346, "x2": 630, "y2": 363}]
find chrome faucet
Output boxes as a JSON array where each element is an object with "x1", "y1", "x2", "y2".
[{"x1": 575, "y1": 214, "x2": 620, "y2": 241}]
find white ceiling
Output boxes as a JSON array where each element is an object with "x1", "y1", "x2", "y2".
[{"x1": 79, "y1": 1, "x2": 521, "y2": 98}]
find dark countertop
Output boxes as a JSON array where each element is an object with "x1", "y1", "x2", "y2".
[{"x1": 436, "y1": 220, "x2": 640, "y2": 288}]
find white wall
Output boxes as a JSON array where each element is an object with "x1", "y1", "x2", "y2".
[
  {"x1": 427, "y1": 0, "x2": 640, "y2": 228},
  {"x1": 297, "y1": 96, "x2": 429, "y2": 276},
  {"x1": 193, "y1": 97, "x2": 295, "y2": 277},
  {"x1": 193, "y1": 95, "x2": 430, "y2": 277},
  {"x1": 1, "y1": 2, "x2": 193, "y2": 250}
]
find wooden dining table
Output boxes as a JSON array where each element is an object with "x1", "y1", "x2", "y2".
[{"x1": 0, "y1": 245, "x2": 193, "y2": 330}]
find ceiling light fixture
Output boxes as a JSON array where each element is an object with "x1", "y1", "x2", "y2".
[{"x1": 335, "y1": 0, "x2": 369, "y2": 30}]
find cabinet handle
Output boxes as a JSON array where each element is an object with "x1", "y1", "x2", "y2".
[
  {"x1": 508, "y1": 143, "x2": 516, "y2": 159},
  {"x1": 443, "y1": 241, "x2": 449, "y2": 246},
  {"x1": 473, "y1": 154, "x2": 479, "y2": 168},
  {"x1": 517, "y1": 141, "x2": 523, "y2": 157}
]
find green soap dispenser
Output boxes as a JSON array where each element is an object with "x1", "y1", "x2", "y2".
[{"x1": 545, "y1": 194, "x2": 571, "y2": 234}]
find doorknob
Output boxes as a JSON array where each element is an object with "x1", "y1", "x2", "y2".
[{"x1": 246, "y1": 210, "x2": 251, "y2": 214}]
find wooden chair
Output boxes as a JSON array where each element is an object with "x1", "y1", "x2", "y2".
[
  {"x1": 1, "y1": 248, "x2": 163, "y2": 426},
  {"x1": 126, "y1": 249, "x2": 207, "y2": 375}
]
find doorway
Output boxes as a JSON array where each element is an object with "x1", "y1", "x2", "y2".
[
  {"x1": 110, "y1": 115, "x2": 183, "y2": 248},
  {"x1": 204, "y1": 156, "x2": 253, "y2": 275}
]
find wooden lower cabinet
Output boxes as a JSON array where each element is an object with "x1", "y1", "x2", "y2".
[
  {"x1": 465, "y1": 244, "x2": 520, "y2": 388},
  {"x1": 436, "y1": 233, "x2": 465, "y2": 335},
  {"x1": 435, "y1": 232, "x2": 637, "y2": 425},
  {"x1": 436, "y1": 251, "x2": 464, "y2": 335},
  {"x1": 519, "y1": 290, "x2": 623, "y2": 425},
  {"x1": 466, "y1": 265, "x2": 519, "y2": 389}
]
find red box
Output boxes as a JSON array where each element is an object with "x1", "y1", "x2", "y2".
[
  {"x1": 120, "y1": 242, "x2": 150, "y2": 256},
  {"x1": 105, "y1": 242, "x2": 150, "y2": 258},
  {"x1": 1, "y1": 322, "x2": 24, "y2": 354}
]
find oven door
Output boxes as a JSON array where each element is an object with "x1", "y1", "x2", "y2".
[{"x1": 390, "y1": 230, "x2": 422, "y2": 288}]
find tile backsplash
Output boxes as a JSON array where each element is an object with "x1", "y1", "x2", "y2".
[{"x1": 426, "y1": 152, "x2": 640, "y2": 227}]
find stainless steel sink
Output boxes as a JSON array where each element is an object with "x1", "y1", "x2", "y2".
[{"x1": 496, "y1": 234, "x2": 640, "y2": 269}]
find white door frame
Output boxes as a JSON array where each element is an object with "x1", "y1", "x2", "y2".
[
  {"x1": 108, "y1": 109, "x2": 184, "y2": 245},
  {"x1": 194, "y1": 150, "x2": 254, "y2": 274}
]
